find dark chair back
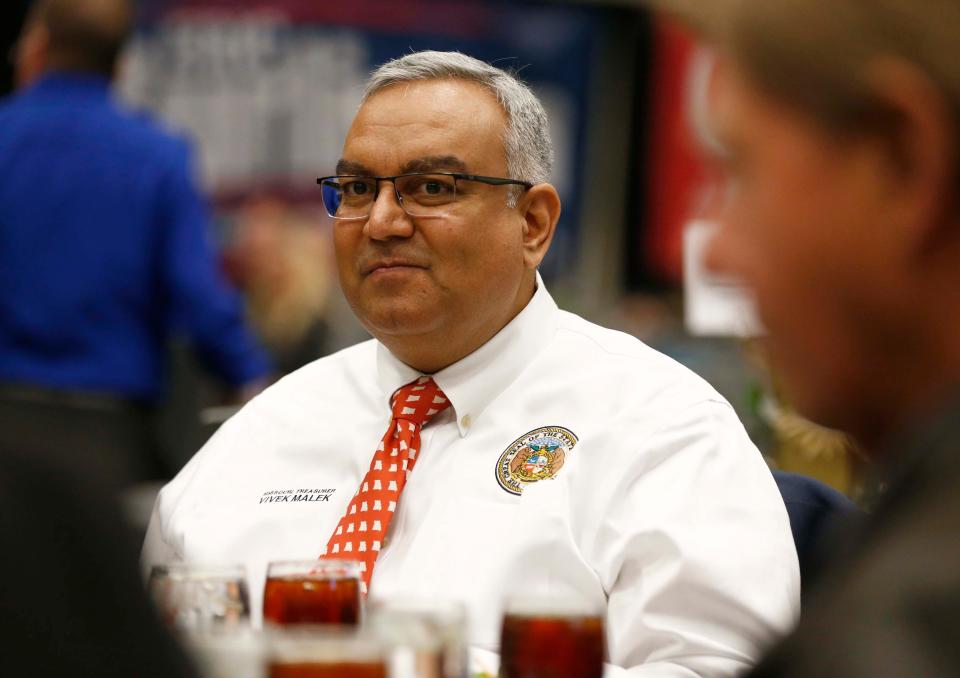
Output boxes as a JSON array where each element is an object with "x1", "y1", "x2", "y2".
[{"x1": 772, "y1": 470, "x2": 859, "y2": 589}]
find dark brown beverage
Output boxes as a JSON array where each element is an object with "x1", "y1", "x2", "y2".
[
  {"x1": 499, "y1": 613, "x2": 604, "y2": 678},
  {"x1": 263, "y1": 576, "x2": 361, "y2": 626},
  {"x1": 268, "y1": 661, "x2": 387, "y2": 678}
]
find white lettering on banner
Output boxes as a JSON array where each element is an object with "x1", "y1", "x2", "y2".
[{"x1": 120, "y1": 17, "x2": 368, "y2": 190}]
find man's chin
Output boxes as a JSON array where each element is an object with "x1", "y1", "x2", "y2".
[
  {"x1": 776, "y1": 372, "x2": 862, "y2": 440},
  {"x1": 358, "y1": 307, "x2": 444, "y2": 341}
]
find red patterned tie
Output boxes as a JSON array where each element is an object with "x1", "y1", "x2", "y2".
[{"x1": 322, "y1": 376, "x2": 450, "y2": 591}]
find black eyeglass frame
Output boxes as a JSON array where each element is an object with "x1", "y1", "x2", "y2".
[{"x1": 315, "y1": 172, "x2": 534, "y2": 219}]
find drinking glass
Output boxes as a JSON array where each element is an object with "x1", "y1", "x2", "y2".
[
  {"x1": 183, "y1": 625, "x2": 266, "y2": 678},
  {"x1": 498, "y1": 596, "x2": 604, "y2": 678},
  {"x1": 263, "y1": 560, "x2": 363, "y2": 626},
  {"x1": 367, "y1": 598, "x2": 468, "y2": 678},
  {"x1": 267, "y1": 626, "x2": 389, "y2": 678},
  {"x1": 148, "y1": 563, "x2": 250, "y2": 631}
]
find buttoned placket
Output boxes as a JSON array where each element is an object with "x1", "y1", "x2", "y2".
[{"x1": 367, "y1": 406, "x2": 453, "y2": 578}]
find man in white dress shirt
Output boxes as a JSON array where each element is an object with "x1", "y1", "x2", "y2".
[{"x1": 144, "y1": 50, "x2": 798, "y2": 675}]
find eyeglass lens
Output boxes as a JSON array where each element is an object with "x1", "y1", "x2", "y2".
[{"x1": 320, "y1": 175, "x2": 457, "y2": 219}]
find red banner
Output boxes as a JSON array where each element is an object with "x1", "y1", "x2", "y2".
[{"x1": 643, "y1": 18, "x2": 707, "y2": 284}]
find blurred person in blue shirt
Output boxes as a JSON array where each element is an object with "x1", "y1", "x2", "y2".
[{"x1": 0, "y1": 0, "x2": 270, "y2": 491}]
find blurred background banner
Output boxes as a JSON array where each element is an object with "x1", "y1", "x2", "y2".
[
  {"x1": 120, "y1": 0, "x2": 607, "y2": 285},
  {"x1": 637, "y1": 16, "x2": 704, "y2": 286}
]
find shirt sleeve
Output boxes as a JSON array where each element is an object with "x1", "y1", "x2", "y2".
[
  {"x1": 141, "y1": 492, "x2": 181, "y2": 578},
  {"x1": 588, "y1": 399, "x2": 800, "y2": 676},
  {"x1": 141, "y1": 393, "x2": 271, "y2": 575},
  {"x1": 141, "y1": 426, "x2": 209, "y2": 576},
  {"x1": 155, "y1": 140, "x2": 271, "y2": 386}
]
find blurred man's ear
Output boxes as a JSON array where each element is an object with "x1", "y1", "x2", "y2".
[
  {"x1": 14, "y1": 22, "x2": 49, "y2": 88},
  {"x1": 519, "y1": 183, "x2": 561, "y2": 271},
  {"x1": 867, "y1": 59, "x2": 958, "y2": 255}
]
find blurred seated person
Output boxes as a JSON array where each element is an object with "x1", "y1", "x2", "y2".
[
  {"x1": 0, "y1": 0, "x2": 270, "y2": 492},
  {"x1": 647, "y1": 0, "x2": 960, "y2": 674},
  {"x1": 226, "y1": 195, "x2": 334, "y2": 377}
]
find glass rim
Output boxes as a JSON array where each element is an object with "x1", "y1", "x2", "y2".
[
  {"x1": 502, "y1": 594, "x2": 604, "y2": 618},
  {"x1": 180, "y1": 619, "x2": 258, "y2": 638},
  {"x1": 266, "y1": 558, "x2": 364, "y2": 578},
  {"x1": 150, "y1": 563, "x2": 247, "y2": 581}
]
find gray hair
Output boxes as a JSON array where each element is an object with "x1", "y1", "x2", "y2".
[{"x1": 362, "y1": 50, "x2": 553, "y2": 204}]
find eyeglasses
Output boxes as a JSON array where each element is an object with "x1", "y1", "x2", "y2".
[{"x1": 316, "y1": 172, "x2": 533, "y2": 220}]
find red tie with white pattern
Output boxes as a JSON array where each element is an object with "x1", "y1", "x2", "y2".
[{"x1": 322, "y1": 376, "x2": 451, "y2": 592}]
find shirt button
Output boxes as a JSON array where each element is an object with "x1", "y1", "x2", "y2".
[{"x1": 461, "y1": 414, "x2": 472, "y2": 429}]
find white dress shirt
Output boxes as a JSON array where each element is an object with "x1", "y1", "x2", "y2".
[{"x1": 144, "y1": 281, "x2": 799, "y2": 676}]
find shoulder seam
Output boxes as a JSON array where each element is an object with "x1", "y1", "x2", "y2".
[{"x1": 553, "y1": 321, "x2": 654, "y2": 361}]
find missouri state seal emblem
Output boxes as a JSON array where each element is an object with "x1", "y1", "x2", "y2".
[{"x1": 496, "y1": 426, "x2": 579, "y2": 496}]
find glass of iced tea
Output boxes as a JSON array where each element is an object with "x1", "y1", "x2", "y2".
[
  {"x1": 367, "y1": 598, "x2": 468, "y2": 678},
  {"x1": 148, "y1": 563, "x2": 250, "y2": 631},
  {"x1": 267, "y1": 626, "x2": 389, "y2": 678},
  {"x1": 263, "y1": 560, "x2": 363, "y2": 626},
  {"x1": 498, "y1": 596, "x2": 605, "y2": 678}
]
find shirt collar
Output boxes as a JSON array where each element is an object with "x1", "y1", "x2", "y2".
[
  {"x1": 376, "y1": 272, "x2": 558, "y2": 437},
  {"x1": 25, "y1": 71, "x2": 112, "y2": 99}
]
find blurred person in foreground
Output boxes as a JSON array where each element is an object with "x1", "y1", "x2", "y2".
[
  {"x1": 0, "y1": 445, "x2": 198, "y2": 677},
  {"x1": 648, "y1": 0, "x2": 960, "y2": 674},
  {"x1": 145, "y1": 50, "x2": 799, "y2": 675},
  {"x1": 0, "y1": 0, "x2": 270, "y2": 493}
]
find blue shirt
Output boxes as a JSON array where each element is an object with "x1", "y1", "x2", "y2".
[{"x1": 0, "y1": 72, "x2": 270, "y2": 399}]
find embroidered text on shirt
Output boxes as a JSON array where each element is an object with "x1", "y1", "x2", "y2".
[{"x1": 259, "y1": 488, "x2": 336, "y2": 504}]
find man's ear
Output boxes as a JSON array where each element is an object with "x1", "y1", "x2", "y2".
[
  {"x1": 15, "y1": 23, "x2": 50, "y2": 89},
  {"x1": 518, "y1": 183, "x2": 561, "y2": 270},
  {"x1": 867, "y1": 58, "x2": 957, "y2": 256}
]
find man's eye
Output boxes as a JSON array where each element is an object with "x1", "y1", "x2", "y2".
[
  {"x1": 408, "y1": 177, "x2": 454, "y2": 196},
  {"x1": 424, "y1": 181, "x2": 444, "y2": 195},
  {"x1": 343, "y1": 181, "x2": 372, "y2": 196}
]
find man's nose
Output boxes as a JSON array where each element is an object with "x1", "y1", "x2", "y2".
[{"x1": 364, "y1": 181, "x2": 415, "y2": 241}]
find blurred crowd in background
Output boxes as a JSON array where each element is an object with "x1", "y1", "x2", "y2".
[{"x1": 0, "y1": 0, "x2": 861, "y2": 524}]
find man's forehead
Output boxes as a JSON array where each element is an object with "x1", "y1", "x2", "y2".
[
  {"x1": 353, "y1": 79, "x2": 504, "y2": 132},
  {"x1": 340, "y1": 79, "x2": 508, "y2": 175},
  {"x1": 703, "y1": 61, "x2": 768, "y2": 153}
]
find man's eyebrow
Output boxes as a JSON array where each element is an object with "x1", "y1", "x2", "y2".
[
  {"x1": 335, "y1": 156, "x2": 468, "y2": 176},
  {"x1": 336, "y1": 160, "x2": 371, "y2": 175},
  {"x1": 400, "y1": 156, "x2": 468, "y2": 174}
]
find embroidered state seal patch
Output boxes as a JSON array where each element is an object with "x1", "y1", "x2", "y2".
[{"x1": 496, "y1": 426, "x2": 579, "y2": 496}]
